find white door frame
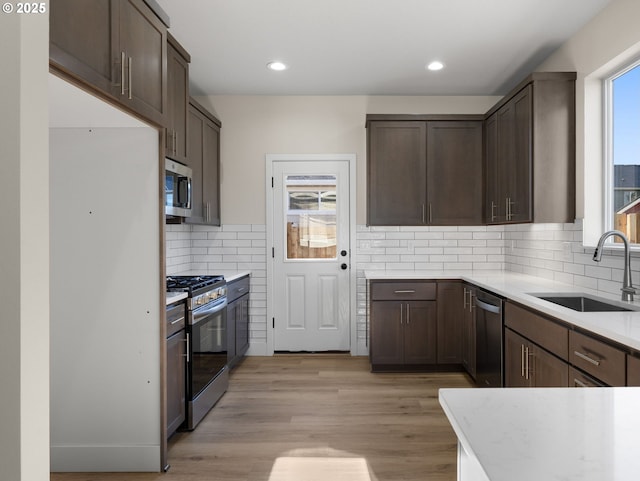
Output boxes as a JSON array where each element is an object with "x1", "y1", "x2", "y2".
[{"x1": 266, "y1": 153, "x2": 357, "y2": 356}]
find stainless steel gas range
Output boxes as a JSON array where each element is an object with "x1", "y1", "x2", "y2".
[{"x1": 167, "y1": 275, "x2": 228, "y2": 430}]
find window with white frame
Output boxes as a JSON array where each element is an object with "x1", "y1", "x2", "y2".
[{"x1": 604, "y1": 60, "x2": 640, "y2": 244}]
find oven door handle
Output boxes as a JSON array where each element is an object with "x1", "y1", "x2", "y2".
[{"x1": 192, "y1": 299, "x2": 227, "y2": 326}]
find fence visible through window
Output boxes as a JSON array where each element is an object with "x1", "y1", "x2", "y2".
[{"x1": 285, "y1": 175, "x2": 337, "y2": 259}]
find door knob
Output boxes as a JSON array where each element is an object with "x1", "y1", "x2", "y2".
[
  {"x1": 340, "y1": 250, "x2": 347, "y2": 257},
  {"x1": 340, "y1": 263, "x2": 348, "y2": 270}
]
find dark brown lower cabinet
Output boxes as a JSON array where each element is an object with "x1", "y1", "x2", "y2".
[
  {"x1": 569, "y1": 330, "x2": 626, "y2": 387},
  {"x1": 370, "y1": 300, "x2": 437, "y2": 370},
  {"x1": 436, "y1": 281, "x2": 464, "y2": 364},
  {"x1": 461, "y1": 284, "x2": 476, "y2": 379},
  {"x1": 570, "y1": 366, "x2": 605, "y2": 388},
  {"x1": 504, "y1": 328, "x2": 568, "y2": 387},
  {"x1": 227, "y1": 275, "x2": 250, "y2": 369},
  {"x1": 627, "y1": 355, "x2": 640, "y2": 386},
  {"x1": 166, "y1": 329, "x2": 186, "y2": 437}
]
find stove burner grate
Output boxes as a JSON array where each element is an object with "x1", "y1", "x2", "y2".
[{"x1": 166, "y1": 275, "x2": 224, "y2": 294}]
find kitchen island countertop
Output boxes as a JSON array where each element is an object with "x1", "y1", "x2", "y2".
[{"x1": 439, "y1": 386, "x2": 640, "y2": 481}]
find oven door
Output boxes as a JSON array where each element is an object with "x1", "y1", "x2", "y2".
[{"x1": 188, "y1": 297, "x2": 227, "y2": 400}]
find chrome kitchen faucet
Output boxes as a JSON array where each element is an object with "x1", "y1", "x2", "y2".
[{"x1": 593, "y1": 230, "x2": 637, "y2": 301}]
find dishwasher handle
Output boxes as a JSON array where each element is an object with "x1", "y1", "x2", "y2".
[{"x1": 475, "y1": 297, "x2": 501, "y2": 314}]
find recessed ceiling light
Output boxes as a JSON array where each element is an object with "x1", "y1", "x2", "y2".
[
  {"x1": 427, "y1": 61, "x2": 445, "y2": 71},
  {"x1": 267, "y1": 61, "x2": 288, "y2": 71}
]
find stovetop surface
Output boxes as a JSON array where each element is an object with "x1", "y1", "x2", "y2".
[{"x1": 167, "y1": 275, "x2": 225, "y2": 294}]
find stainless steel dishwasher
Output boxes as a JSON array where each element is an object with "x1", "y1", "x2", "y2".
[{"x1": 474, "y1": 288, "x2": 504, "y2": 387}]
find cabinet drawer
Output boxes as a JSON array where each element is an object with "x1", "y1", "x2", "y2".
[
  {"x1": 504, "y1": 302, "x2": 568, "y2": 360},
  {"x1": 227, "y1": 276, "x2": 250, "y2": 303},
  {"x1": 370, "y1": 281, "x2": 436, "y2": 301},
  {"x1": 569, "y1": 331, "x2": 625, "y2": 386},
  {"x1": 569, "y1": 366, "x2": 606, "y2": 388},
  {"x1": 166, "y1": 301, "x2": 186, "y2": 338}
]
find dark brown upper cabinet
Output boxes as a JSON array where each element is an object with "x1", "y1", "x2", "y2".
[
  {"x1": 50, "y1": 0, "x2": 168, "y2": 127},
  {"x1": 366, "y1": 116, "x2": 483, "y2": 226},
  {"x1": 367, "y1": 121, "x2": 427, "y2": 225},
  {"x1": 186, "y1": 98, "x2": 221, "y2": 226},
  {"x1": 166, "y1": 33, "x2": 190, "y2": 164},
  {"x1": 427, "y1": 121, "x2": 483, "y2": 225},
  {"x1": 485, "y1": 86, "x2": 532, "y2": 223},
  {"x1": 485, "y1": 72, "x2": 576, "y2": 224}
]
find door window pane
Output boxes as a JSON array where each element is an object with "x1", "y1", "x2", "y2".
[{"x1": 286, "y1": 175, "x2": 337, "y2": 259}]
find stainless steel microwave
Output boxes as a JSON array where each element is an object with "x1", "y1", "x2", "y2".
[{"x1": 165, "y1": 159, "x2": 192, "y2": 217}]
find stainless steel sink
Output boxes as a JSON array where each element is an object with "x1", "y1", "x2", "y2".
[{"x1": 530, "y1": 293, "x2": 638, "y2": 312}]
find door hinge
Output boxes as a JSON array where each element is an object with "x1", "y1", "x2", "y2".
[
  {"x1": 272, "y1": 317, "x2": 275, "y2": 328},
  {"x1": 272, "y1": 177, "x2": 274, "y2": 188},
  {"x1": 272, "y1": 247, "x2": 275, "y2": 258}
]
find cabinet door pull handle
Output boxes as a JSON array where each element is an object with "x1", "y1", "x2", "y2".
[
  {"x1": 428, "y1": 203, "x2": 433, "y2": 224},
  {"x1": 170, "y1": 316, "x2": 185, "y2": 325},
  {"x1": 406, "y1": 303, "x2": 410, "y2": 325},
  {"x1": 490, "y1": 201, "x2": 497, "y2": 222},
  {"x1": 399, "y1": 303, "x2": 403, "y2": 325},
  {"x1": 521, "y1": 344, "x2": 525, "y2": 377},
  {"x1": 574, "y1": 378, "x2": 588, "y2": 388},
  {"x1": 120, "y1": 51, "x2": 126, "y2": 95},
  {"x1": 525, "y1": 346, "x2": 531, "y2": 380},
  {"x1": 174, "y1": 131, "x2": 177, "y2": 156},
  {"x1": 185, "y1": 333, "x2": 190, "y2": 363},
  {"x1": 573, "y1": 350, "x2": 601, "y2": 366},
  {"x1": 128, "y1": 56, "x2": 133, "y2": 100},
  {"x1": 422, "y1": 204, "x2": 426, "y2": 224},
  {"x1": 463, "y1": 288, "x2": 468, "y2": 309},
  {"x1": 394, "y1": 290, "x2": 416, "y2": 294}
]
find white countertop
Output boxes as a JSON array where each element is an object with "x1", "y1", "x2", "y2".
[
  {"x1": 365, "y1": 270, "x2": 640, "y2": 352},
  {"x1": 439, "y1": 387, "x2": 640, "y2": 481},
  {"x1": 221, "y1": 270, "x2": 251, "y2": 283},
  {"x1": 166, "y1": 291, "x2": 187, "y2": 306}
]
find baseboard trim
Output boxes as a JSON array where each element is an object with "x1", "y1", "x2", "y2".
[{"x1": 50, "y1": 444, "x2": 161, "y2": 472}]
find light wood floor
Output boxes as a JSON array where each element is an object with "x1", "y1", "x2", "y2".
[{"x1": 51, "y1": 355, "x2": 474, "y2": 481}]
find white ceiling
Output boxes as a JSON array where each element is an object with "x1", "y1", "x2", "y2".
[{"x1": 156, "y1": 0, "x2": 611, "y2": 96}]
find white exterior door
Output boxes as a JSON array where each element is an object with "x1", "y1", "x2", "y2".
[{"x1": 271, "y1": 159, "x2": 351, "y2": 351}]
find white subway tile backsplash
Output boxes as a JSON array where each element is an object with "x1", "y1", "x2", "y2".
[
  {"x1": 169, "y1": 219, "x2": 640, "y2": 355},
  {"x1": 585, "y1": 265, "x2": 612, "y2": 280},
  {"x1": 564, "y1": 262, "x2": 585, "y2": 276},
  {"x1": 573, "y1": 275, "x2": 599, "y2": 290},
  {"x1": 385, "y1": 232, "x2": 415, "y2": 240},
  {"x1": 414, "y1": 247, "x2": 444, "y2": 255},
  {"x1": 444, "y1": 247, "x2": 474, "y2": 255},
  {"x1": 444, "y1": 231, "x2": 472, "y2": 240},
  {"x1": 414, "y1": 232, "x2": 444, "y2": 240},
  {"x1": 459, "y1": 239, "x2": 488, "y2": 247}
]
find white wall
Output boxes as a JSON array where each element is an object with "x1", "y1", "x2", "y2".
[
  {"x1": 536, "y1": 0, "x2": 640, "y2": 244},
  {"x1": 194, "y1": 95, "x2": 499, "y2": 225},
  {"x1": 50, "y1": 127, "x2": 161, "y2": 472},
  {"x1": 0, "y1": 8, "x2": 50, "y2": 481}
]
